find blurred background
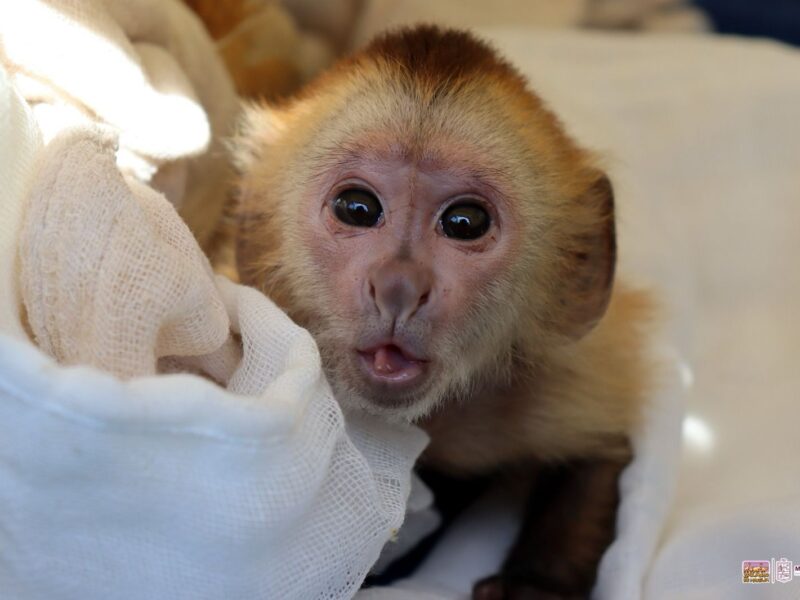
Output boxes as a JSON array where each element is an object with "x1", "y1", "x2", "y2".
[
  {"x1": 183, "y1": 0, "x2": 800, "y2": 102},
  {"x1": 696, "y1": 0, "x2": 800, "y2": 46}
]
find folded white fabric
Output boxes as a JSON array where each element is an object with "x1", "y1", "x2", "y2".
[
  {"x1": 0, "y1": 0, "x2": 239, "y2": 246},
  {"x1": 19, "y1": 126, "x2": 231, "y2": 378},
  {"x1": 0, "y1": 313, "x2": 426, "y2": 600},
  {"x1": 0, "y1": 66, "x2": 41, "y2": 340},
  {"x1": 0, "y1": 63, "x2": 427, "y2": 599}
]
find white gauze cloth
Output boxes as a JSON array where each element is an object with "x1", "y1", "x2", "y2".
[
  {"x1": 0, "y1": 63, "x2": 41, "y2": 340},
  {"x1": 0, "y1": 0, "x2": 239, "y2": 246},
  {"x1": 0, "y1": 64, "x2": 427, "y2": 599}
]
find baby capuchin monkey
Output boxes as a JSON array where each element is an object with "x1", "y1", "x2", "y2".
[{"x1": 234, "y1": 25, "x2": 654, "y2": 600}]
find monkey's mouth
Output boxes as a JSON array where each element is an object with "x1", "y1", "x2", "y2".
[{"x1": 356, "y1": 344, "x2": 428, "y2": 386}]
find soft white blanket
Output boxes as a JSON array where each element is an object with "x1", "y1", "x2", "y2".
[
  {"x1": 0, "y1": 22, "x2": 426, "y2": 600},
  {"x1": 0, "y1": 0, "x2": 239, "y2": 247},
  {"x1": 0, "y1": 3, "x2": 436, "y2": 597}
]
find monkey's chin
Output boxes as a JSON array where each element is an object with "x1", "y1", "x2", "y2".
[{"x1": 337, "y1": 388, "x2": 439, "y2": 424}]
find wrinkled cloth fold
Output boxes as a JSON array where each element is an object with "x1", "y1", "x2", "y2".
[
  {"x1": 0, "y1": 0, "x2": 239, "y2": 246},
  {"x1": 0, "y1": 53, "x2": 427, "y2": 598},
  {"x1": 19, "y1": 126, "x2": 230, "y2": 378}
]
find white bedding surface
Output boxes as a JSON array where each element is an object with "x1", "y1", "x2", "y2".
[{"x1": 368, "y1": 29, "x2": 800, "y2": 599}]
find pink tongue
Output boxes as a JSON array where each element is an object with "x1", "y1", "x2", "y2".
[{"x1": 374, "y1": 346, "x2": 414, "y2": 374}]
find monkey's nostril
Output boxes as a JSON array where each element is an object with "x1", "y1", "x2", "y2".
[
  {"x1": 369, "y1": 282, "x2": 377, "y2": 301},
  {"x1": 418, "y1": 292, "x2": 430, "y2": 307}
]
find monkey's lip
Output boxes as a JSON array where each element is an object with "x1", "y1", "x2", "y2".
[{"x1": 356, "y1": 344, "x2": 428, "y2": 385}]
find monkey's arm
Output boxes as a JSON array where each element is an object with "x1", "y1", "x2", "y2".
[{"x1": 473, "y1": 452, "x2": 629, "y2": 600}]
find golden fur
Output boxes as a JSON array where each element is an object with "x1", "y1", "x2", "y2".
[{"x1": 422, "y1": 285, "x2": 655, "y2": 473}]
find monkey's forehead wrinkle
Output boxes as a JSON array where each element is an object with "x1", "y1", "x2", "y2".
[{"x1": 309, "y1": 136, "x2": 513, "y2": 199}]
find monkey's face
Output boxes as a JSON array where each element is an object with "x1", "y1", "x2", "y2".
[
  {"x1": 295, "y1": 150, "x2": 524, "y2": 421},
  {"x1": 236, "y1": 32, "x2": 616, "y2": 422}
]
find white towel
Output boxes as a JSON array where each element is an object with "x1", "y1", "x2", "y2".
[
  {"x1": 0, "y1": 65, "x2": 41, "y2": 340},
  {"x1": 0, "y1": 0, "x2": 239, "y2": 246},
  {"x1": 0, "y1": 60, "x2": 427, "y2": 600}
]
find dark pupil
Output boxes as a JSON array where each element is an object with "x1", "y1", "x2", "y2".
[
  {"x1": 333, "y1": 189, "x2": 383, "y2": 227},
  {"x1": 441, "y1": 203, "x2": 490, "y2": 240}
]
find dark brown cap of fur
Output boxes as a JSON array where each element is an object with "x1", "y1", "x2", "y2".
[{"x1": 363, "y1": 24, "x2": 526, "y2": 88}]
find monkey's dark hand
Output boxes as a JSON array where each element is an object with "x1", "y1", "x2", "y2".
[
  {"x1": 472, "y1": 574, "x2": 587, "y2": 600},
  {"x1": 471, "y1": 456, "x2": 629, "y2": 600}
]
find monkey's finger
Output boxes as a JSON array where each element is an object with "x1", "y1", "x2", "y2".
[
  {"x1": 472, "y1": 575, "x2": 506, "y2": 600},
  {"x1": 473, "y1": 574, "x2": 587, "y2": 600}
]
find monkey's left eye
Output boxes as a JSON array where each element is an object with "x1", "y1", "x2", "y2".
[
  {"x1": 332, "y1": 188, "x2": 383, "y2": 228},
  {"x1": 440, "y1": 202, "x2": 491, "y2": 240}
]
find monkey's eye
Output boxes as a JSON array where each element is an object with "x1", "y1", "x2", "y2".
[
  {"x1": 440, "y1": 202, "x2": 491, "y2": 240},
  {"x1": 332, "y1": 188, "x2": 383, "y2": 228}
]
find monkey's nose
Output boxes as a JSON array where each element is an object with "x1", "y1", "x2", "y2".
[{"x1": 368, "y1": 261, "x2": 432, "y2": 323}]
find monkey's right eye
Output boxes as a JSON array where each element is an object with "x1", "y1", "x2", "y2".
[
  {"x1": 440, "y1": 202, "x2": 491, "y2": 240},
  {"x1": 332, "y1": 189, "x2": 383, "y2": 228}
]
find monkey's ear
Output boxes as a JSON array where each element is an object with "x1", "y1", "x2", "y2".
[
  {"x1": 229, "y1": 101, "x2": 286, "y2": 174},
  {"x1": 559, "y1": 173, "x2": 616, "y2": 340}
]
